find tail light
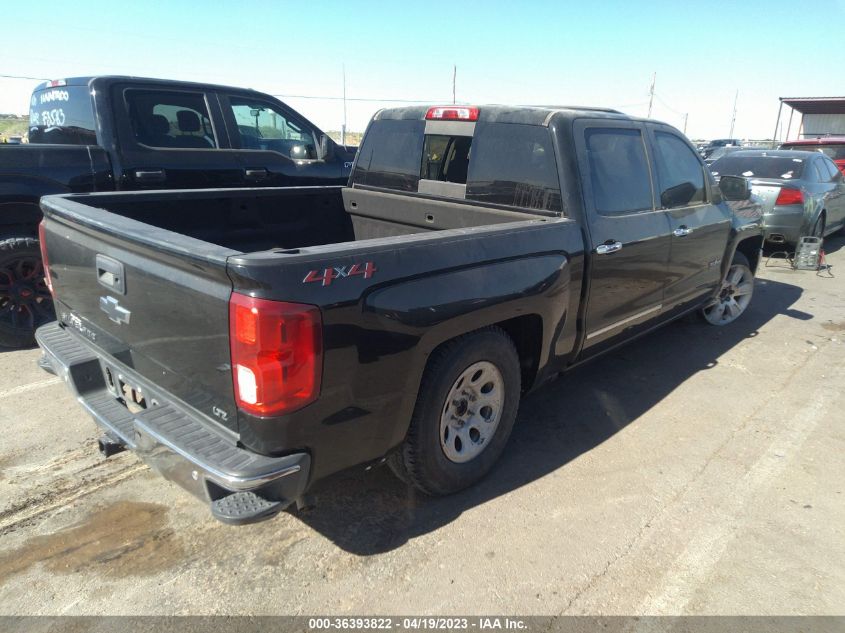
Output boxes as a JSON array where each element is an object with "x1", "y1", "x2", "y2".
[
  {"x1": 37, "y1": 220, "x2": 53, "y2": 295},
  {"x1": 775, "y1": 187, "x2": 803, "y2": 206},
  {"x1": 425, "y1": 106, "x2": 479, "y2": 121},
  {"x1": 835, "y1": 160, "x2": 845, "y2": 175},
  {"x1": 229, "y1": 293, "x2": 322, "y2": 417}
]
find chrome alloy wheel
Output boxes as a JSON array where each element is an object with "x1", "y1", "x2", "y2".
[
  {"x1": 439, "y1": 361, "x2": 505, "y2": 463},
  {"x1": 702, "y1": 263, "x2": 754, "y2": 326}
]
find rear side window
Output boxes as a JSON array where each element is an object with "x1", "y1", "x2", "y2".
[
  {"x1": 653, "y1": 131, "x2": 706, "y2": 208},
  {"x1": 352, "y1": 119, "x2": 425, "y2": 191},
  {"x1": 584, "y1": 128, "x2": 653, "y2": 214},
  {"x1": 466, "y1": 123, "x2": 561, "y2": 212},
  {"x1": 124, "y1": 89, "x2": 217, "y2": 149},
  {"x1": 822, "y1": 157, "x2": 841, "y2": 180},
  {"x1": 28, "y1": 85, "x2": 96, "y2": 145}
]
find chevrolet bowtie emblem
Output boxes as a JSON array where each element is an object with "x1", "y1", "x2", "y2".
[{"x1": 100, "y1": 296, "x2": 131, "y2": 325}]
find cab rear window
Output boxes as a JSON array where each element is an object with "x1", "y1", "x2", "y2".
[
  {"x1": 352, "y1": 119, "x2": 425, "y2": 191},
  {"x1": 28, "y1": 85, "x2": 97, "y2": 145},
  {"x1": 354, "y1": 118, "x2": 562, "y2": 213}
]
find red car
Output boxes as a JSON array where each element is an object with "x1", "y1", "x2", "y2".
[{"x1": 780, "y1": 137, "x2": 845, "y2": 175}]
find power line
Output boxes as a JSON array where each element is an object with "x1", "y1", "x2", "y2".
[{"x1": 0, "y1": 74, "x2": 49, "y2": 81}]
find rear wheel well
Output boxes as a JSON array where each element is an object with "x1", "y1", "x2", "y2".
[
  {"x1": 426, "y1": 315, "x2": 543, "y2": 395},
  {"x1": 493, "y1": 315, "x2": 543, "y2": 391},
  {"x1": 734, "y1": 236, "x2": 763, "y2": 274}
]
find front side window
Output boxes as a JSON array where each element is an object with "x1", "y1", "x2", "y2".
[
  {"x1": 466, "y1": 123, "x2": 561, "y2": 212},
  {"x1": 584, "y1": 127, "x2": 653, "y2": 215},
  {"x1": 229, "y1": 98, "x2": 317, "y2": 159},
  {"x1": 653, "y1": 131, "x2": 706, "y2": 208},
  {"x1": 125, "y1": 89, "x2": 216, "y2": 149}
]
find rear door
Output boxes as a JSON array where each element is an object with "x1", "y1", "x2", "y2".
[
  {"x1": 574, "y1": 120, "x2": 672, "y2": 357},
  {"x1": 648, "y1": 125, "x2": 731, "y2": 314},
  {"x1": 111, "y1": 83, "x2": 245, "y2": 190},
  {"x1": 219, "y1": 93, "x2": 345, "y2": 186}
]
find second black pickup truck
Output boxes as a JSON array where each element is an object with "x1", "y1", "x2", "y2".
[
  {"x1": 36, "y1": 104, "x2": 763, "y2": 524},
  {"x1": 0, "y1": 75, "x2": 357, "y2": 347}
]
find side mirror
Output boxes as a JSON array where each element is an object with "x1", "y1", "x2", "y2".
[
  {"x1": 319, "y1": 134, "x2": 335, "y2": 161},
  {"x1": 719, "y1": 175, "x2": 752, "y2": 201},
  {"x1": 660, "y1": 181, "x2": 697, "y2": 208}
]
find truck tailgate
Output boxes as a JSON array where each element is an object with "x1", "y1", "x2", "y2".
[{"x1": 39, "y1": 194, "x2": 240, "y2": 433}]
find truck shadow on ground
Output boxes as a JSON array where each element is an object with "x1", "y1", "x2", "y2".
[{"x1": 293, "y1": 276, "x2": 811, "y2": 555}]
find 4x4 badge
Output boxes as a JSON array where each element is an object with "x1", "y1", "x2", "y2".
[
  {"x1": 100, "y1": 296, "x2": 131, "y2": 324},
  {"x1": 303, "y1": 262, "x2": 377, "y2": 287}
]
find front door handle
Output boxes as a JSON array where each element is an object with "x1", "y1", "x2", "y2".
[
  {"x1": 134, "y1": 169, "x2": 166, "y2": 183},
  {"x1": 245, "y1": 168, "x2": 269, "y2": 180},
  {"x1": 596, "y1": 241, "x2": 623, "y2": 255},
  {"x1": 673, "y1": 226, "x2": 694, "y2": 237}
]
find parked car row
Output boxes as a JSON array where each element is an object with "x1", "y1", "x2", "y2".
[
  {"x1": 35, "y1": 101, "x2": 764, "y2": 523},
  {"x1": 709, "y1": 149, "x2": 845, "y2": 248}
]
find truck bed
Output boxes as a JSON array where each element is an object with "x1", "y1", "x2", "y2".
[{"x1": 74, "y1": 186, "x2": 555, "y2": 254}]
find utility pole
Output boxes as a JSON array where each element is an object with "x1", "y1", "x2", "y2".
[
  {"x1": 452, "y1": 65, "x2": 456, "y2": 105},
  {"x1": 342, "y1": 64, "x2": 347, "y2": 146},
  {"x1": 647, "y1": 72, "x2": 656, "y2": 118},
  {"x1": 683, "y1": 113, "x2": 688, "y2": 135},
  {"x1": 729, "y1": 90, "x2": 738, "y2": 138}
]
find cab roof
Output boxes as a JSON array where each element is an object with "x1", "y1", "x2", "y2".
[
  {"x1": 374, "y1": 104, "x2": 651, "y2": 127},
  {"x1": 35, "y1": 75, "x2": 265, "y2": 95}
]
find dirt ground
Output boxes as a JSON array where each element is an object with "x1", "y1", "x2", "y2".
[{"x1": 1, "y1": 237, "x2": 843, "y2": 616}]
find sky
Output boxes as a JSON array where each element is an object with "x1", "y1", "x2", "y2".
[{"x1": 2, "y1": 0, "x2": 843, "y2": 140}]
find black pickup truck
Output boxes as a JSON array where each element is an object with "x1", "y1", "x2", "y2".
[
  {"x1": 0, "y1": 76, "x2": 356, "y2": 348},
  {"x1": 36, "y1": 104, "x2": 763, "y2": 524}
]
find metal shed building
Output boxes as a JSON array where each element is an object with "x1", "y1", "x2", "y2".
[{"x1": 773, "y1": 97, "x2": 845, "y2": 141}]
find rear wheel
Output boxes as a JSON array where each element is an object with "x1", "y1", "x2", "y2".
[
  {"x1": 701, "y1": 251, "x2": 754, "y2": 326},
  {"x1": 388, "y1": 327, "x2": 521, "y2": 495},
  {"x1": 0, "y1": 237, "x2": 55, "y2": 348}
]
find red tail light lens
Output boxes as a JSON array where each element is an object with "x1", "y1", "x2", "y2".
[
  {"x1": 775, "y1": 187, "x2": 803, "y2": 206},
  {"x1": 229, "y1": 293, "x2": 322, "y2": 417},
  {"x1": 37, "y1": 220, "x2": 53, "y2": 295},
  {"x1": 835, "y1": 160, "x2": 845, "y2": 175},
  {"x1": 425, "y1": 106, "x2": 479, "y2": 121}
]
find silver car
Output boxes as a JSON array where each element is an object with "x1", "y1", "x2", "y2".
[{"x1": 710, "y1": 149, "x2": 845, "y2": 248}]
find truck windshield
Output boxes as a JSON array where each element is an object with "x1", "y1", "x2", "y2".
[{"x1": 28, "y1": 85, "x2": 97, "y2": 145}]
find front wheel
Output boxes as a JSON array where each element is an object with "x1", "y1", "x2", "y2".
[
  {"x1": 0, "y1": 237, "x2": 55, "y2": 348},
  {"x1": 388, "y1": 327, "x2": 521, "y2": 496},
  {"x1": 700, "y1": 251, "x2": 754, "y2": 326}
]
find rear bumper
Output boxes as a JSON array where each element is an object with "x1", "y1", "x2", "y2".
[
  {"x1": 35, "y1": 321, "x2": 310, "y2": 524},
  {"x1": 762, "y1": 205, "x2": 807, "y2": 245}
]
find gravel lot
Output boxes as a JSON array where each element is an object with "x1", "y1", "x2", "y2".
[{"x1": 1, "y1": 237, "x2": 843, "y2": 616}]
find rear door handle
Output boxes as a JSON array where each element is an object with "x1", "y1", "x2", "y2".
[
  {"x1": 134, "y1": 169, "x2": 166, "y2": 183},
  {"x1": 596, "y1": 241, "x2": 623, "y2": 255},
  {"x1": 673, "y1": 226, "x2": 694, "y2": 237},
  {"x1": 245, "y1": 168, "x2": 269, "y2": 180}
]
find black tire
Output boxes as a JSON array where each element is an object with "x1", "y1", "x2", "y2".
[
  {"x1": 0, "y1": 237, "x2": 55, "y2": 349},
  {"x1": 388, "y1": 327, "x2": 521, "y2": 496}
]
